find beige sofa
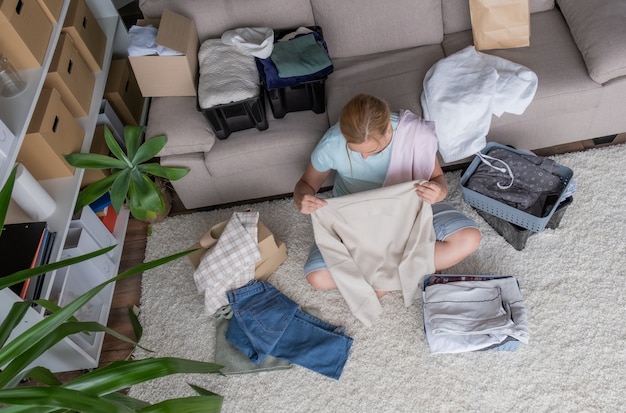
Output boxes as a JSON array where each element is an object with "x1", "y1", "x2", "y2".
[{"x1": 138, "y1": 0, "x2": 626, "y2": 209}]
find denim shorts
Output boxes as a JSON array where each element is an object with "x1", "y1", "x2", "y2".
[
  {"x1": 226, "y1": 280, "x2": 353, "y2": 380},
  {"x1": 304, "y1": 202, "x2": 477, "y2": 276}
]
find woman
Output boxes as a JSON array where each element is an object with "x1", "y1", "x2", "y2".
[{"x1": 294, "y1": 94, "x2": 480, "y2": 292}]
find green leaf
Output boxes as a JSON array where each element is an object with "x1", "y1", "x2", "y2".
[
  {"x1": 128, "y1": 173, "x2": 165, "y2": 221},
  {"x1": 139, "y1": 163, "x2": 190, "y2": 181},
  {"x1": 137, "y1": 394, "x2": 223, "y2": 413},
  {"x1": 0, "y1": 248, "x2": 195, "y2": 377},
  {"x1": 0, "y1": 245, "x2": 116, "y2": 291},
  {"x1": 64, "y1": 357, "x2": 223, "y2": 395},
  {"x1": 110, "y1": 168, "x2": 132, "y2": 213},
  {"x1": 128, "y1": 305, "x2": 143, "y2": 343},
  {"x1": 64, "y1": 153, "x2": 126, "y2": 170},
  {"x1": 105, "y1": 126, "x2": 131, "y2": 167},
  {"x1": 123, "y1": 125, "x2": 146, "y2": 161},
  {"x1": 102, "y1": 391, "x2": 151, "y2": 410},
  {"x1": 0, "y1": 301, "x2": 30, "y2": 348},
  {"x1": 74, "y1": 172, "x2": 119, "y2": 213},
  {"x1": 0, "y1": 165, "x2": 18, "y2": 230},
  {"x1": 188, "y1": 383, "x2": 221, "y2": 397},
  {"x1": 0, "y1": 387, "x2": 135, "y2": 413},
  {"x1": 132, "y1": 135, "x2": 167, "y2": 166},
  {"x1": 22, "y1": 366, "x2": 62, "y2": 386}
]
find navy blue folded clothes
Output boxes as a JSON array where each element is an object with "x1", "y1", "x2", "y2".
[
  {"x1": 256, "y1": 31, "x2": 333, "y2": 89},
  {"x1": 465, "y1": 148, "x2": 564, "y2": 217},
  {"x1": 226, "y1": 280, "x2": 353, "y2": 380}
]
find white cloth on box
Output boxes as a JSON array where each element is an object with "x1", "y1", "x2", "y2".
[
  {"x1": 422, "y1": 276, "x2": 529, "y2": 354},
  {"x1": 421, "y1": 46, "x2": 538, "y2": 163},
  {"x1": 193, "y1": 211, "x2": 261, "y2": 314},
  {"x1": 197, "y1": 39, "x2": 260, "y2": 109},
  {"x1": 127, "y1": 25, "x2": 182, "y2": 56},
  {"x1": 221, "y1": 27, "x2": 274, "y2": 59}
]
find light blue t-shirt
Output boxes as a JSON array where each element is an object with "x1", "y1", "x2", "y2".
[{"x1": 311, "y1": 113, "x2": 399, "y2": 196}]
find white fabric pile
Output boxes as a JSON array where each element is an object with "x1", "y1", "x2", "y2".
[{"x1": 421, "y1": 46, "x2": 538, "y2": 163}]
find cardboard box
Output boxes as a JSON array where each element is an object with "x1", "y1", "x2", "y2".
[
  {"x1": 105, "y1": 59, "x2": 144, "y2": 125},
  {"x1": 62, "y1": 0, "x2": 107, "y2": 72},
  {"x1": 128, "y1": 9, "x2": 198, "y2": 97},
  {"x1": 17, "y1": 88, "x2": 84, "y2": 180},
  {"x1": 37, "y1": 0, "x2": 64, "y2": 23},
  {"x1": 0, "y1": 0, "x2": 53, "y2": 69},
  {"x1": 80, "y1": 125, "x2": 111, "y2": 188},
  {"x1": 45, "y1": 32, "x2": 95, "y2": 118},
  {"x1": 188, "y1": 220, "x2": 287, "y2": 281}
]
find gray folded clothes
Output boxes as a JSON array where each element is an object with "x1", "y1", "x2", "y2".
[{"x1": 426, "y1": 284, "x2": 514, "y2": 335}]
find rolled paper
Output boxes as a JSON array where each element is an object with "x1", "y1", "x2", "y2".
[{"x1": 12, "y1": 163, "x2": 56, "y2": 220}]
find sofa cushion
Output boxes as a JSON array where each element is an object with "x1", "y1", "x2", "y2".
[
  {"x1": 138, "y1": 0, "x2": 315, "y2": 41},
  {"x1": 310, "y1": 0, "x2": 442, "y2": 59},
  {"x1": 442, "y1": 0, "x2": 555, "y2": 35},
  {"x1": 325, "y1": 45, "x2": 445, "y2": 125},
  {"x1": 204, "y1": 111, "x2": 329, "y2": 178},
  {"x1": 146, "y1": 97, "x2": 216, "y2": 156},
  {"x1": 557, "y1": 0, "x2": 626, "y2": 84}
]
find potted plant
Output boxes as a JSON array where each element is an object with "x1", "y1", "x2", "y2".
[
  {"x1": 0, "y1": 165, "x2": 223, "y2": 412},
  {"x1": 64, "y1": 125, "x2": 190, "y2": 222}
]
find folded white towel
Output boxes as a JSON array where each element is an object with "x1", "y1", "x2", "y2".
[
  {"x1": 197, "y1": 39, "x2": 260, "y2": 109},
  {"x1": 221, "y1": 27, "x2": 274, "y2": 59}
]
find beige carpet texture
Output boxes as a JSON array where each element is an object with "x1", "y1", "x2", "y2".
[{"x1": 128, "y1": 144, "x2": 626, "y2": 412}]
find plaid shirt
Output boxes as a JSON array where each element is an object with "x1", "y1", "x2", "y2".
[{"x1": 193, "y1": 211, "x2": 261, "y2": 314}]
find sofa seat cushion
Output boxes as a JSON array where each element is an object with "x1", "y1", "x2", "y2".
[
  {"x1": 311, "y1": 0, "x2": 442, "y2": 59},
  {"x1": 204, "y1": 111, "x2": 329, "y2": 178},
  {"x1": 138, "y1": 0, "x2": 315, "y2": 41},
  {"x1": 325, "y1": 45, "x2": 445, "y2": 125},
  {"x1": 442, "y1": 10, "x2": 602, "y2": 127},
  {"x1": 557, "y1": 0, "x2": 626, "y2": 84},
  {"x1": 147, "y1": 96, "x2": 217, "y2": 156}
]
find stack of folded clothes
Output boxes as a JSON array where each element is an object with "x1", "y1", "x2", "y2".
[
  {"x1": 255, "y1": 27, "x2": 334, "y2": 90},
  {"x1": 422, "y1": 275, "x2": 529, "y2": 354}
]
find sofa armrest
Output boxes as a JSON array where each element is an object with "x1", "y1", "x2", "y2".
[
  {"x1": 557, "y1": 0, "x2": 626, "y2": 84},
  {"x1": 146, "y1": 96, "x2": 216, "y2": 156}
]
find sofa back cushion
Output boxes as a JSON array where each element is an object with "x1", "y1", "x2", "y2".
[
  {"x1": 138, "y1": 0, "x2": 315, "y2": 41},
  {"x1": 442, "y1": 0, "x2": 555, "y2": 35},
  {"x1": 310, "y1": 0, "x2": 443, "y2": 59}
]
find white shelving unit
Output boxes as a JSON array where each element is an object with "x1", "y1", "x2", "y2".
[{"x1": 0, "y1": 0, "x2": 131, "y2": 372}]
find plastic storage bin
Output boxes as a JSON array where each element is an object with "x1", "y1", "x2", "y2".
[
  {"x1": 198, "y1": 89, "x2": 269, "y2": 140},
  {"x1": 258, "y1": 26, "x2": 331, "y2": 118},
  {"x1": 460, "y1": 142, "x2": 574, "y2": 232},
  {"x1": 266, "y1": 78, "x2": 326, "y2": 118},
  {"x1": 475, "y1": 196, "x2": 573, "y2": 250}
]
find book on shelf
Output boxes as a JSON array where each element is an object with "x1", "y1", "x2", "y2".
[{"x1": 0, "y1": 221, "x2": 54, "y2": 299}]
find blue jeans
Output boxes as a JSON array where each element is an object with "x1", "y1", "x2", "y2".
[{"x1": 226, "y1": 280, "x2": 353, "y2": 380}]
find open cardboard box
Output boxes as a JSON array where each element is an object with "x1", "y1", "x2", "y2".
[
  {"x1": 128, "y1": 9, "x2": 198, "y2": 97},
  {"x1": 188, "y1": 219, "x2": 287, "y2": 281}
]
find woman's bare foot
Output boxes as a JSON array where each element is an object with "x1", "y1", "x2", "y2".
[{"x1": 376, "y1": 290, "x2": 389, "y2": 298}]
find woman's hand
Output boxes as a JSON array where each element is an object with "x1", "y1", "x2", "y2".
[
  {"x1": 414, "y1": 180, "x2": 446, "y2": 204},
  {"x1": 295, "y1": 193, "x2": 328, "y2": 214}
]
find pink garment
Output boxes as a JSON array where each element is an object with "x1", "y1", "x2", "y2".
[{"x1": 383, "y1": 110, "x2": 438, "y2": 186}]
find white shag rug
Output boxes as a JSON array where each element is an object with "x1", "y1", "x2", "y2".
[{"x1": 129, "y1": 144, "x2": 626, "y2": 412}]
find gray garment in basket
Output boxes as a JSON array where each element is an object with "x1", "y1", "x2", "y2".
[{"x1": 465, "y1": 148, "x2": 563, "y2": 217}]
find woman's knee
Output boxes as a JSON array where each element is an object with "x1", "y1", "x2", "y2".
[
  {"x1": 454, "y1": 227, "x2": 481, "y2": 254},
  {"x1": 305, "y1": 269, "x2": 336, "y2": 290}
]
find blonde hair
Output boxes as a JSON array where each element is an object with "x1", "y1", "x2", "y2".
[{"x1": 339, "y1": 94, "x2": 391, "y2": 145}]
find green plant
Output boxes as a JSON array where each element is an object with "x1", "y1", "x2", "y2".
[
  {"x1": 64, "y1": 125, "x2": 189, "y2": 221},
  {"x1": 0, "y1": 165, "x2": 223, "y2": 412}
]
